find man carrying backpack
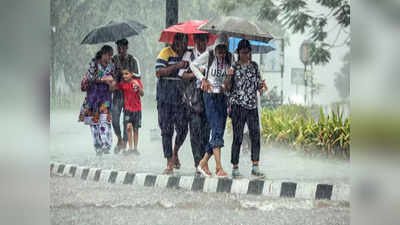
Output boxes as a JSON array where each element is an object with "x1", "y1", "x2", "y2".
[{"x1": 178, "y1": 33, "x2": 211, "y2": 176}]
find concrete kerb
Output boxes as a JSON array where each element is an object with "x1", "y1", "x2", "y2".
[{"x1": 50, "y1": 162, "x2": 350, "y2": 201}]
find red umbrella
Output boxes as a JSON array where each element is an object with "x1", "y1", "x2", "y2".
[{"x1": 159, "y1": 19, "x2": 218, "y2": 47}]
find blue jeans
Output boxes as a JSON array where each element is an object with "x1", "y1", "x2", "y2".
[{"x1": 203, "y1": 93, "x2": 228, "y2": 155}]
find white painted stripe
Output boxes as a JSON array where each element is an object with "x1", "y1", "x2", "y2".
[
  {"x1": 269, "y1": 180, "x2": 282, "y2": 197},
  {"x1": 134, "y1": 173, "x2": 147, "y2": 186},
  {"x1": 296, "y1": 182, "x2": 318, "y2": 200},
  {"x1": 99, "y1": 169, "x2": 112, "y2": 183},
  {"x1": 155, "y1": 175, "x2": 169, "y2": 188},
  {"x1": 75, "y1": 166, "x2": 88, "y2": 178},
  {"x1": 115, "y1": 171, "x2": 128, "y2": 184},
  {"x1": 49, "y1": 163, "x2": 348, "y2": 201},
  {"x1": 231, "y1": 178, "x2": 250, "y2": 194},
  {"x1": 262, "y1": 180, "x2": 274, "y2": 197},
  {"x1": 62, "y1": 164, "x2": 74, "y2": 177},
  {"x1": 178, "y1": 176, "x2": 194, "y2": 190},
  {"x1": 88, "y1": 168, "x2": 100, "y2": 181},
  {"x1": 331, "y1": 184, "x2": 350, "y2": 201},
  {"x1": 52, "y1": 162, "x2": 60, "y2": 174},
  {"x1": 203, "y1": 177, "x2": 219, "y2": 193}
]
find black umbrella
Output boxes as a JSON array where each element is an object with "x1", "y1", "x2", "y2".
[
  {"x1": 81, "y1": 20, "x2": 147, "y2": 44},
  {"x1": 198, "y1": 16, "x2": 274, "y2": 43}
]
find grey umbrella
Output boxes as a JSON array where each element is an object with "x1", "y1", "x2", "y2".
[
  {"x1": 81, "y1": 20, "x2": 147, "y2": 44},
  {"x1": 198, "y1": 16, "x2": 274, "y2": 43}
]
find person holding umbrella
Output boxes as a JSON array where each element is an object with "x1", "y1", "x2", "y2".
[
  {"x1": 155, "y1": 33, "x2": 189, "y2": 174},
  {"x1": 177, "y1": 33, "x2": 211, "y2": 175},
  {"x1": 157, "y1": 20, "x2": 217, "y2": 172},
  {"x1": 225, "y1": 39, "x2": 267, "y2": 178},
  {"x1": 190, "y1": 34, "x2": 233, "y2": 177},
  {"x1": 79, "y1": 20, "x2": 146, "y2": 155},
  {"x1": 111, "y1": 39, "x2": 141, "y2": 153}
]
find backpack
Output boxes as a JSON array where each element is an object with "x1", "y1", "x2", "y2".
[{"x1": 182, "y1": 50, "x2": 205, "y2": 113}]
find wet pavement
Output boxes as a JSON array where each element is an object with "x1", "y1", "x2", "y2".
[
  {"x1": 50, "y1": 176, "x2": 350, "y2": 225},
  {"x1": 51, "y1": 108, "x2": 350, "y2": 184}
]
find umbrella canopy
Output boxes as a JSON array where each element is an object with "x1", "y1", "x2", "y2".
[
  {"x1": 229, "y1": 37, "x2": 275, "y2": 54},
  {"x1": 159, "y1": 19, "x2": 218, "y2": 47},
  {"x1": 198, "y1": 16, "x2": 274, "y2": 43},
  {"x1": 81, "y1": 20, "x2": 147, "y2": 44}
]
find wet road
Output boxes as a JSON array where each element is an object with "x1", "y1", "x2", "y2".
[
  {"x1": 50, "y1": 107, "x2": 350, "y2": 184},
  {"x1": 50, "y1": 176, "x2": 350, "y2": 225}
]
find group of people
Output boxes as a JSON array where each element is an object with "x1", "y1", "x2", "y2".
[
  {"x1": 78, "y1": 31, "x2": 267, "y2": 179},
  {"x1": 155, "y1": 33, "x2": 266, "y2": 178},
  {"x1": 78, "y1": 39, "x2": 143, "y2": 156}
]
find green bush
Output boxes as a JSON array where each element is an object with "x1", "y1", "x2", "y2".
[{"x1": 260, "y1": 104, "x2": 350, "y2": 159}]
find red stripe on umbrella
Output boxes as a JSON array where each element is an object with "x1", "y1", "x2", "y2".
[{"x1": 159, "y1": 19, "x2": 217, "y2": 47}]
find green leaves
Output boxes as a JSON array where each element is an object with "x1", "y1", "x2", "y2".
[
  {"x1": 285, "y1": 12, "x2": 313, "y2": 34},
  {"x1": 334, "y1": 3, "x2": 350, "y2": 27},
  {"x1": 214, "y1": 0, "x2": 350, "y2": 66},
  {"x1": 257, "y1": 0, "x2": 280, "y2": 22},
  {"x1": 281, "y1": 0, "x2": 307, "y2": 12},
  {"x1": 260, "y1": 104, "x2": 350, "y2": 159},
  {"x1": 316, "y1": 0, "x2": 343, "y2": 9},
  {"x1": 309, "y1": 43, "x2": 331, "y2": 65}
]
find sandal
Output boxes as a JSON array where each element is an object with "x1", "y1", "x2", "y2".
[
  {"x1": 197, "y1": 166, "x2": 212, "y2": 177},
  {"x1": 215, "y1": 168, "x2": 227, "y2": 178}
]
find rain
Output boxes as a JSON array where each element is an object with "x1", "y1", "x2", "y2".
[{"x1": 50, "y1": 0, "x2": 350, "y2": 224}]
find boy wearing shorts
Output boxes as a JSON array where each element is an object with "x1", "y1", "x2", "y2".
[{"x1": 104, "y1": 66, "x2": 144, "y2": 155}]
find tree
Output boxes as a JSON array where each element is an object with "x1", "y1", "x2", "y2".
[
  {"x1": 215, "y1": 0, "x2": 350, "y2": 65},
  {"x1": 51, "y1": 0, "x2": 222, "y2": 107},
  {"x1": 334, "y1": 51, "x2": 350, "y2": 99}
]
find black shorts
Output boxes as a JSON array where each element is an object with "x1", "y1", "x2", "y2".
[{"x1": 124, "y1": 110, "x2": 142, "y2": 128}]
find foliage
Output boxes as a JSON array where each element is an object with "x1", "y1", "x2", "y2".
[
  {"x1": 215, "y1": 0, "x2": 350, "y2": 65},
  {"x1": 51, "y1": 0, "x2": 220, "y2": 107},
  {"x1": 260, "y1": 104, "x2": 350, "y2": 159}
]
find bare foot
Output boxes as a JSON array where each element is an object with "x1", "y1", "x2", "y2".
[
  {"x1": 173, "y1": 154, "x2": 181, "y2": 169},
  {"x1": 163, "y1": 167, "x2": 174, "y2": 175}
]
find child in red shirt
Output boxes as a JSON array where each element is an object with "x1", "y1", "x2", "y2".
[{"x1": 103, "y1": 66, "x2": 144, "y2": 155}]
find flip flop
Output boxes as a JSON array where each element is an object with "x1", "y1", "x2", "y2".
[
  {"x1": 215, "y1": 169, "x2": 227, "y2": 178},
  {"x1": 197, "y1": 166, "x2": 211, "y2": 177}
]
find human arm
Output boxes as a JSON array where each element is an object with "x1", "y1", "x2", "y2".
[
  {"x1": 182, "y1": 71, "x2": 195, "y2": 79},
  {"x1": 189, "y1": 50, "x2": 209, "y2": 81},
  {"x1": 133, "y1": 80, "x2": 144, "y2": 97},
  {"x1": 156, "y1": 61, "x2": 187, "y2": 77},
  {"x1": 190, "y1": 51, "x2": 212, "y2": 91},
  {"x1": 224, "y1": 67, "x2": 234, "y2": 91},
  {"x1": 155, "y1": 48, "x2": 188, "y2": 77},
  {"x1": 132, "y1": 56, "x2": 141, "y2": 77},
  {"x1": 100, "y1": 76, "x2": 117, "y2": 91},
  {"x1": 254, "y1": 63, "x2": 267, "y2": 94}
]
